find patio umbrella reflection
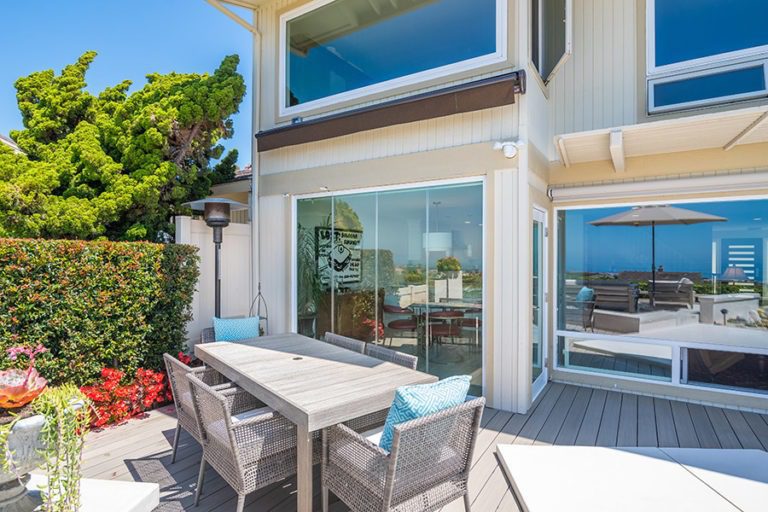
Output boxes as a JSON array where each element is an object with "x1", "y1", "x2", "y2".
[{"x1": 590, "y1": 205, "x2": 727, "y2": 307}]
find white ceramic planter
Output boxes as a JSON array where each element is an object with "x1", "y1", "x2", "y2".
[{"x1": 0, "y1": 414, "x2": 45, "y2": 512}]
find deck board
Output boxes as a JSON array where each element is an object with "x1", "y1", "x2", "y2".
[
  {"x1": 81, "y1": 384, "x2": 768, "y2": 511},
  {"x1": 616, "y1": 393, "x2": 638, "y2": 447},
  {"x1": 636, "y1": 395, "x2": 658, "y2": 446}
]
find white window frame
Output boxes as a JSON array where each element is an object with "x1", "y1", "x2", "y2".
[
  {"x1": 531, "y1": 0, "x2": 573, "y2": 84},
  {"x1": 648, "y1": 59, "x2": 768, "y2": 114},
  {"x1": 646, "y1": 0, "x2": 768, "y2": 113},
  {"x1": 646, "y1": 0, "x2": 768, "y2": 76},
  {"x1": 279, "y1": 0, "x2": 508, "y2": 118},
  {"x1": 552, "y1": 193, "x2": 768, "y2": 401}
]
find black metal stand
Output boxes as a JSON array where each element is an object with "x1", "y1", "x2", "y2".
[{"x1": 213, "y1": 226, "x2": 223, "y2": 318}]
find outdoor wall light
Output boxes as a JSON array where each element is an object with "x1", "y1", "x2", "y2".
[
  {"x1": 183, "y1": 197, "x2": 248, "y2": 318},
  {"x1": 493, "y1": 141, "x2": 519, "y2": 159}
]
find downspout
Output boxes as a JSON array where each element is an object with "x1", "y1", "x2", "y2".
[
  {"x1": 250, "y1": 9, "x2": 262, "y2": 310},
  {"x1": 205, "y1": 0, "x2": 262, "y2": 306}
]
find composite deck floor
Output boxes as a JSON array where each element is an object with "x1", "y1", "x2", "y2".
[{"x1": 81, "y1": 383, "x2": 768, "y2": 511}]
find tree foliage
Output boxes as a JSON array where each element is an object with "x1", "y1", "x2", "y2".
[{"x1": 0, "y1": 51, "x2": 245, "y2": 240}]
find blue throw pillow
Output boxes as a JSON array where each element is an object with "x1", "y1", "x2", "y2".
[
  {"x1": 379, "y1": 375, "x2": 470, "y2": 452},
  {"x1": 576, "y1": 286, "x2": 594, "y2": 302},
  {"x1": 212, "y1": 316, "x2": 260, "y2": 342}
]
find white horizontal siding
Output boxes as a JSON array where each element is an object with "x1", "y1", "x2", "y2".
[
  {"x1": 260, "y1": 104, "x2": 519, "y2": 174},
  {"x1": 547, "y1": 0, "x2": 638, "y2": 155}
]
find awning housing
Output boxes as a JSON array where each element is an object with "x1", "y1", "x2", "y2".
[{"x1": 256, "y1": 71, "x2": 526, "y2": 152}]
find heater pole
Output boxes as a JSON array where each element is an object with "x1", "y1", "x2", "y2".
[{"x1": 213, "y1": 225, "x2": 223, "y2": 318}]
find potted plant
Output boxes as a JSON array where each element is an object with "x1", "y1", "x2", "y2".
[
  {"x1": 0, "y1": 345, "x2": 89, "y2": 512},
  {"x1": 436, "y1": 256, "x2": 462, "y2": 301}
]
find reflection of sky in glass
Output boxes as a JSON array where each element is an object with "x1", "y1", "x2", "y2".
[
  {"x1": 564, "y1": 200, "x2": 768, "y2": 280},
  {"x1": 296, "y1": 183, "x2": 484, "y2": 271},
  {"x1": 655, "y1": 0, "x2": 768, "y2": 66},
  {"x1": 288, "y1": 0, "x2": 496, "y2": 105}
]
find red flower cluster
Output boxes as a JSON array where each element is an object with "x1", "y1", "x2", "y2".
[
  {"x1": 362, "y1": 319, "x2": 385, "y2": 340},
  {"x1": 81, "y1": 367, "x2": 173, "y2": 428},
  {"x1": 177, "y1": 351, "x2": 192, "y2": 366}
]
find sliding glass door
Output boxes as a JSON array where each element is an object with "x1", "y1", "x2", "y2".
[{"x1": 296, "y1": 180, "x2": 484, "y2": 395}]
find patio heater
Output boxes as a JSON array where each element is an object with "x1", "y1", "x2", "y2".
[{"x1": 183, "y1": 198, "x2": 248, "y2": 317}]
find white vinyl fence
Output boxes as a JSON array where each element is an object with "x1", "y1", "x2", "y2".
[{"x1": 175, "y1": 216, "x2": 252, "y2": 347}]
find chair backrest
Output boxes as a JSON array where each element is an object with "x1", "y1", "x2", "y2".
[
  {"x1": 201, "y1": 327, "x2": 216, "y2": 343},
  {"x1": 186, "y1": 373, "x2": 242, "y2": 480},
  {"x1": 388, "y1": 397, "x2": 485, "y2": 506},
  {"x1": 324, "y1": 332, "x2": 366, "y2": 354},
  {"x1": 365, "y1": 344, "x2": 418, "y2": 370},
  {"x1": 163, "y1": 353, "x2": 196, "y2": 420}
]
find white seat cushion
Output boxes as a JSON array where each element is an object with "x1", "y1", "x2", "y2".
[
  {"x1": 361, "y1": 425, "x2": 385, "y2": 446},
  {"x1": 232, "y1": 406, "x2": 272, "y2": 424},
  {"x1": 207, "y1": 407, "x2": 273, "y2": 443}
]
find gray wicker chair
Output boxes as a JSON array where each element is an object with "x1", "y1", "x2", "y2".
[
  {"x1": 324, "y1": 332, "x2": 366, "y2": 353},
  {"x1": 322, "y1": 397, "x2": 485, "y2": 512},
  {"x1": 163, "y1": 353, "x2": 238, "y2": 463},
  {"x1": 365, "y1": 344, "x2": 418, "y2": 370},
  {"x1": 186, "y1": 373, "x2": 302, "y2": 512},
  {"x1": 201, "y1": 327, "x2": 216, "y2": 344},
  {"x1": 345, "y1": 346, "x2": 419, "y2": 433}
]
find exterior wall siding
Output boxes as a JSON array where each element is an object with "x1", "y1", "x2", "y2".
[
  {"x1": 545, "y1": 0, "x2": 638, "y2": 158},
  {"x1": 259, "y1": 105, "x2": 519, "y2": 175}
]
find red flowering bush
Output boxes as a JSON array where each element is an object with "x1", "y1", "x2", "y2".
[
  {"x1": 177, "y1": 351, "x2": 192, "y2": 366},
  {"x1": 81, "y1": 367, "x2": 172, "y2": 427},
  {"x1": 362, "y1": 319, "x2": 385, "y2": 340}
]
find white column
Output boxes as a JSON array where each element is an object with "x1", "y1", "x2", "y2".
[{"x1": 492, "y1": 166, "x2": 532, "y2": 413}]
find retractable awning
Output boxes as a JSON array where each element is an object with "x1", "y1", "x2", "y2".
[{"x1": 255, "y1": 71, "x2": 526, "y2": 152}]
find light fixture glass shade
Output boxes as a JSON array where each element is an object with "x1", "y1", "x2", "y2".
[{"x1": 422, "y1": 232, "x2": 453, "y2": 251}]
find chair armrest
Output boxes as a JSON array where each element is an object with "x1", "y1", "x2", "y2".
[
  {"x1": 191, "y1": 366, "x2": 230, "y2": 387},
  {"x1": 326, "y1": 423, "x2": 389, "y2": 465},
  {"x1": 219, "y1": 385, "x2": 266, "y2": 414}
]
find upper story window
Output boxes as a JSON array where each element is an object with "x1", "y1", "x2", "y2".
[
  {"x1": 531, "y1": 0, "x2": 571, "y2": 83},
  {"x1": 280, "y1": 0, "x2": 507, "y2": 117},
  {"x1": 647, "y1": 0, "x2": 768, "y2": 114}
]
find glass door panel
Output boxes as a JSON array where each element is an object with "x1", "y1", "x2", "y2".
[
  {"x1": 296, "y1": 197, "x2": 332, "y2": 338},
  {"x1": 330, "y1": 193, "x2": 379, "y2": 342},
  {"x1": 296, "y1": 180, "x2": 484, "y2": 396},
  {"x1": 426, "y1": 183, "x2": 484, "y2": 396},
  {"x1": 377, "y1": 187, "x2": 428, "y2": 358},
  {"x1": 532, "y1": 208, "x2": 547, "y2": 396}
]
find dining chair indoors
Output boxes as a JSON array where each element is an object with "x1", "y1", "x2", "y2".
[{"x1": 323, "y1": 332, "x2": 366, "y2": 353}]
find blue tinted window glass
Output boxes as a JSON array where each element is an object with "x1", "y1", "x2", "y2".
[
  {"x1": 286, "y1": 0, "x2": 497, "y2": 107},
  {"x1": 654, "y1": 66, "x2": 766, "y2": 108},
  {"x1": 655, "y1": 0, "x2": 768, "y2": 67}
]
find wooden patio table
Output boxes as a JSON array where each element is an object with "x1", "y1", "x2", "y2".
[{"x1": 195, "y1": 333, "x2": 437, "y2": 512}]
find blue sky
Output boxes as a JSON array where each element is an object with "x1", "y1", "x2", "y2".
[
  {"x1": 0, "y1": 0, "x2": 253, "y2": 167},
  {"x1": 564, "y1": 200, "x2": 766, "y2": 280}
]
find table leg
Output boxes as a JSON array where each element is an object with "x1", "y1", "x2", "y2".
[{"x1": 297, "y1": 423, "x2": 313, "y2": 512}]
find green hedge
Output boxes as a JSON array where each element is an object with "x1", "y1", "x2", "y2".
[{"x1": 0, "y1": 239, "x2": 199, "y2": 385}]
